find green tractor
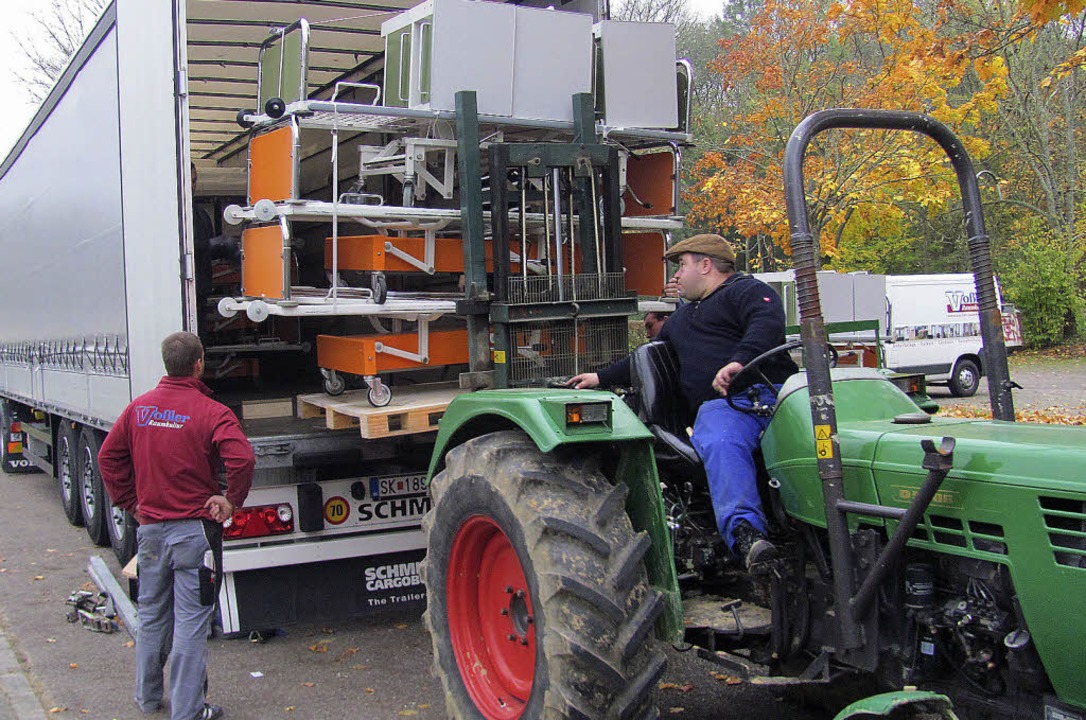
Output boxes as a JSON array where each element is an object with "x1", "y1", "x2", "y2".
[{"x1": 420, "y1": 109, "x2": 1086, "y2": 720}]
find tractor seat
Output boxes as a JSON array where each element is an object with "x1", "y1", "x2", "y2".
[{"x1": 629, "y1": 341, "x2": 702, "y2": 473}]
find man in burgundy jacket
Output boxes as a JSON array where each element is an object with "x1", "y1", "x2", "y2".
[{"x1": 100, "y1": 331, "x2": 253, "y2": 720}]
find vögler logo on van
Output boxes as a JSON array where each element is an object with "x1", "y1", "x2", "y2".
[{"x1": 945, "y1": 289, "x2": 979, "y2": 314}]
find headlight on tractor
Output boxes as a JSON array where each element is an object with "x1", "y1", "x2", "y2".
[{"x1": 565, "y1": 401, "x2": 611, "y2": 426}]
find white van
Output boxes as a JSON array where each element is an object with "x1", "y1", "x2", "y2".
[{"x1": 757, "y1": 271, "x2": 1023, "y2": 397}]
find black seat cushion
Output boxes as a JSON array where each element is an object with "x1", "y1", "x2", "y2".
[{"x1": 629, "y1": 341, "x2": 702, "y2": 472}]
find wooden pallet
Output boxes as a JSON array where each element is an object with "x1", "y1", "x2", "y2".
[{"x1": 296, "y1": 383, "x2": 465, "y2": 438}]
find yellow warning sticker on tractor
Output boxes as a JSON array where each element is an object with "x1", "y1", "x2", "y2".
[
  {"x1": 815, "y1": 424, "x2": 832, "y2": 440},
  {"x1": 816, "y1": 439, "x2": 834, "y2": 459},
  {"x1": 324, "y1": 496, "x2": 350, "y2": 526}
]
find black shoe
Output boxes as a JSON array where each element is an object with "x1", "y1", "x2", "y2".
[
  {"x1": 194, "y1": 704, "x2": 223, "y2": 720},
  {"x1": 732, "y1": 520, "x2": 778, "y2": 571}
]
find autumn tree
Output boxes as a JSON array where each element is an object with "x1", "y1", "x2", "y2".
[{"x1": 686, "y1": 0, "x2": 1010, "y2": 272}]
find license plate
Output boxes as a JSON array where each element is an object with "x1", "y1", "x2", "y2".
[{"x1": 369, "y1": 474, "x2": 427, "y2": 500}]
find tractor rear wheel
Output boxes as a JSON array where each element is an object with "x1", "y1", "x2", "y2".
[{"x1": 422, "y1": 430, "x2": 665, "y2": 720}]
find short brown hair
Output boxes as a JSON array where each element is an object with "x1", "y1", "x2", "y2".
[
  {"x1": 161, "y1": 332, "x2": 204, "y2": 377},
  {"x1": 690, "y1": 253, "x2": 735, "y2": 274}
]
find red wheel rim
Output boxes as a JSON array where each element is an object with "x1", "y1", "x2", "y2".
[{"x1": 447, "y1": 515, "x2": 536, "y2": 719}]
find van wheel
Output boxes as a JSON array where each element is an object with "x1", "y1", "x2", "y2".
[
  {"x1": 77, "y1": 428, "x2": 110, "y2": 546},
  {"x1": 57, "y1": 423, "x2": 84, "y2": 526},
  {"x1": 423, "y1": 431, "x2": 666, "y2": 720},
  {"x1": 948, "y1": 358, "x2": 980, "y2": 397}
]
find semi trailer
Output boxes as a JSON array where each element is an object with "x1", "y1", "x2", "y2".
[{"x1": 0, "y1": 0, "x2": 688, "y2": 635}]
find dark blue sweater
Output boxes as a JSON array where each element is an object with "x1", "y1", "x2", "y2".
[{"x1": 599, "y1": 273, "x2": 797, "y2": 412}]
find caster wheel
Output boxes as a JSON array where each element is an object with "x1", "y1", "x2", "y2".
[
  {"x1": 236, "y1": 109, "x2": 255, "y2": 129},
  {"x1": 367, "y1": 384, "x2": 392, "y2": 407},
  {"x1": 371, "y1": 272, "x2": 387, "y2": 305},
  {"x1": 324, "y1": 373, "x2": 346, "y2": 396},
  {"x1": 246, "y1": 300, "x2": 270, "y2": 323},
  {"x1": 265, "y1": 97, "x2": 286, "y2": 118}
]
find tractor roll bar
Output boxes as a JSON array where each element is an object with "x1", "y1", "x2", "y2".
[
  {"x1": 782, "y1": 109, "x2": 1015, "y2": 653},
  {"x1": 784, "y1": 109, "x2": 1014, "y2": 421}
]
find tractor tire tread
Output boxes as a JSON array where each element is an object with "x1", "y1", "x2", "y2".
[{"x1": 424, "y1": 430, "x2": 664, "y2": 720}]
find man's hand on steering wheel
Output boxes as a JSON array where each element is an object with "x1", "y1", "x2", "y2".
[
  {"x1": 712, "y1": 361, "x2": 744, "y2": 396},
  {"x1": 566, "y1": 373, "x2": 601, "y2": 389}
]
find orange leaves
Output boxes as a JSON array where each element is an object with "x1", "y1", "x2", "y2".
[
  {"x1": 685, "y1": 0, "x2": 1009, "y2": 268},
  {"x1": 1020, "y1": 0, "x2": 1086, "y2": 23}
]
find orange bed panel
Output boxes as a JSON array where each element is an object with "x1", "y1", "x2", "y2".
[
  {"x1": 623, "y1": 232, "x2": 669, "y2": 297},
  {"x1": 324, "y1": 235, "x2": 542, "y2": 274},
  {"x1": 317, "y1": 330, "x2": 470, "y2": 376},
  {"x1": 249, "y1": 126, "x2": 294, "y2": 204},
  {"x1": 623, "y1": 149, "x2": 677, "y2": 218},
  {"x1": 242, "y1": 226, "x2": 286, "y2": 299}
]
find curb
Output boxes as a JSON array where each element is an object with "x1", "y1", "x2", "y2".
[{"x1": 0, "y1": 626, "x2": 47, "y2": 720}]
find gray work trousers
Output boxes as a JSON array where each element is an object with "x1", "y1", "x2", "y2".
[{"x1": 135, "y1": 519, "x2": 219, "y2": 720}]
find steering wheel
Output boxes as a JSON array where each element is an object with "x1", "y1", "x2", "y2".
[
  {"x1": 724, "y1": 340, "x2": 840, "y2": 415},
  {"x1": 724, "y1": 341, "x2": 801, "y2": 416}
]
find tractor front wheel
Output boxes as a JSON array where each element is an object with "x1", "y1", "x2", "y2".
[{"x1": 422, "y1": 431, "x2": 665, "y2": 720}]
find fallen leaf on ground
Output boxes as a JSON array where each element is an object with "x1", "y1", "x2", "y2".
[
  {"x1": 335, "y1": 647, "x2": 360, "y2": 662},
  {"x1": 68, "y1": 663, "x2": 78, "y2": 669},
  {"x1": 32, "y1": 575, "x2": 44, "y2": 581},
  {"x1": 398, "y1": 712, "x2": 418, "y2": 717},
  {"x1": 48, "y1": 708, "x2": 65, "y2": 714},
  {"x1": 308, "y1": 640, "x2": 332, "y2": 653},
  {"x1": 302, "y1": 682, "x2": 315, "y2": 687},
  {"x1": 395, "y1": 623, "x2": 408, "y2": 630},
  {"x1": 364, "y1": 688, "x2": 375, "y2": 694},
  {"x1": 351, "y1": 664, "x2": 369, "y2": 670},
  {"x1": 668, "y1": 708, "x2": 685, "y2": 714},
  {"x1": 658, "y1": 682, "x2": 694, "y2": 692},
  {"x1": 710, "y1": 672, "x2": 742, "y2": 685}
]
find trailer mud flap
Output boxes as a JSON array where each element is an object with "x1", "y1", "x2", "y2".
[
  {"x1": 222, "y1": 548, "x2": 426, "y2": 634},
  {"x1": 1, "y1": 401, "x2": 36, "y2": 474}
]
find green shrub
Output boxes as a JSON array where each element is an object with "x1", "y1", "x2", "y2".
[{"x1": 1000, "y1": 232, "x2": 1084, "y2": 347}]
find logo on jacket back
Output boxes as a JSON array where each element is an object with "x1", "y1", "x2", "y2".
[{"x1": 135, "y1": 406, "x2": 190, "y2": 429}]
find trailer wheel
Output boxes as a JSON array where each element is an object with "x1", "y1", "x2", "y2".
[
  {"x1": 948, "y1": 358, "x2": 980, "y2": 397},
  {"x1": 105, "y1": 498, "x2": 137, "y2": 565},
  {"x1": 56, "y1": 422, "x2": 84, "y2": 526},
  {"x1": 422, "y1": 430, "x2": 665, "y2": 720},
  {"x1": 77, "y1": 428, "x2": 110, "y2": 547}
]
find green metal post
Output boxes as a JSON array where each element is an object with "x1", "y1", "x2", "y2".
[{"x1": 455, "y1": 91, "x2": 492, "y2": 382}]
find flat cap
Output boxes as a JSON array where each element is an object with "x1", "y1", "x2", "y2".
[{"x1": 663, "y1": 234, "x2": 736, "y2": 264}]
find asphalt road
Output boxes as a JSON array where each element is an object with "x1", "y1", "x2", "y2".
[
  {"x1": 0, "y1": 468, "x2": 827, "y2": 720},
  {"x1": 4, "y1": 360, "x2": 1079, "y2": 719},
  {"x1": 929, "y1": 357, "x2": 1086, "y2": 416}
]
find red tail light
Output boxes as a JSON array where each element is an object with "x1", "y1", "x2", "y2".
[{"x1": 224, "y1": 504, "x2": 294, "y2": 540}]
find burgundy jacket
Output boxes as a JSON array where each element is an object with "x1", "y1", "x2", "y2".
[{"x1": 99, "y1": 375, "x2": 254, "y2": 523}]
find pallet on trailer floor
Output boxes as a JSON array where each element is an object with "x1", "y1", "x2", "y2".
[{"x1": 296, "y1": 383, "x2": 465, "y2": 438}]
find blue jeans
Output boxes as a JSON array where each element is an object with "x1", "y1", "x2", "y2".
[
  {"x1": 135, "y1": 520, "x2": 219, "y2": 720},
  {"x1": 691, "y1": 385, "x2": 779, "y2": 550}
]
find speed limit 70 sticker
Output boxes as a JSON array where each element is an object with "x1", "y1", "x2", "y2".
[{"x1": 324, "y1": 496, "x2": 350, "y2": 525}]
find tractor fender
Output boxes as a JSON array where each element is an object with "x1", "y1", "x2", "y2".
[
  {"x1": 427, "y1": 388, "x2": 652, "y2": 479},
  {"x1": 832, "y1": 690, "x2": 957, "y2": 720}
]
